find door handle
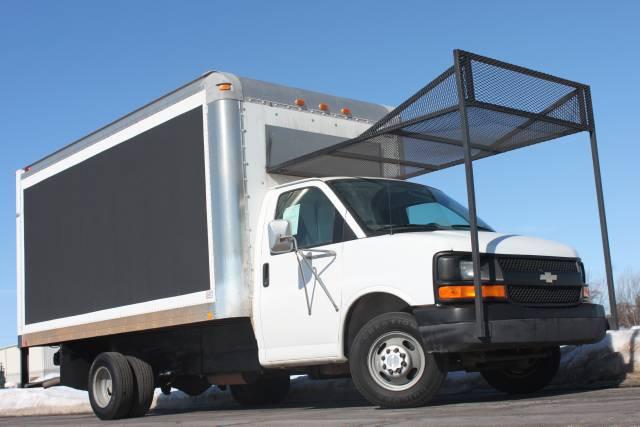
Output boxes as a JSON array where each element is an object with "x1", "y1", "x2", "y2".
[{"x1": 262, "y1": 263, "x2": 269, "y2": 287}]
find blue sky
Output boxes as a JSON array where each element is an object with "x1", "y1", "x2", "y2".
[{"x1": 0, "y1": 1, "x2": 638, "y2": 346}]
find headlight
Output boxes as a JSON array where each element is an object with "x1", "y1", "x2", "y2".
[
  {"x1": 436, "y1": 253, "x2": 502, "y2": 282},
  {"x1": 459, "y1": 260, "x2": 475, "y2": 280},
  {"x1": 435, "y1": 253, "x2": 506, "y2": 303}
]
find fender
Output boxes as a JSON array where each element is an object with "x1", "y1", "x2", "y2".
[{"x1": 338, "y1": 286, "x2": 417, "y2": 359}]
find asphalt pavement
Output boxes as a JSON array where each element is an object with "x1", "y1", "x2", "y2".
[{"x1": 1, "y1": 386, "x2": 638, "y2": 426}]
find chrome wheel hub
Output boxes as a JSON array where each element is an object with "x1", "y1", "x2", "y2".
[
  {"x1": 380, "y1": 345, "x2": 408, "y2": 376},
  {"x1": 93, "y1": 366, "x2": 113, "y2": 408},
  {"x1": 367, "y1": 331, "x2": 426, "y2": 391}
]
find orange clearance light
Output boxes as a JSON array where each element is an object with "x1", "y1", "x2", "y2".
[
  {"x1": 318, "y1": 103, "x2": 329, "y2": 111},
  {"x1": 294, "y1": 98, "x2": 305, "y2": 107},
  {"x1": 340, "y1": 107, "x2": 352, "y2": 116},
  {"x1": 217, "y1": 83, "x2": 232, "y2": 91},
  {"x1": 438, "y1": 285, "x2": 506, "y2": 300}
]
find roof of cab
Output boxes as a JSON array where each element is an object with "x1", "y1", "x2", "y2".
[{"x1": 274, "y1": 176, "x2": 406, "y2": 189}]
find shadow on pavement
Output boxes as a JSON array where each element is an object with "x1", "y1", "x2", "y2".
[{"x1": 149, "y1": 382, "x2": 624, "y2": 418}]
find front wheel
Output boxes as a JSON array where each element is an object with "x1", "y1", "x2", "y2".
[
  {"x1": 349, "y1": 312, "x2": 447, "y2": 408},
  {"x1": 481, "y1": 346, "x2": 561, "y2": 394}
]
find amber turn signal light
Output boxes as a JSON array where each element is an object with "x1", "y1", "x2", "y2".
[{"x1": 438, "y1": 284, "x2": 506, "y2": 300}]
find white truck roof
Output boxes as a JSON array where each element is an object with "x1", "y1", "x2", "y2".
[{"x1": 22, "y1": 71, "x2": 391, "y2": 177}]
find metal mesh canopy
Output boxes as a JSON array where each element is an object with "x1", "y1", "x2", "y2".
[
  {"x1": 269, "y1": 50, "x2": 594, "y2": 179},
  {"x1": 267, "y1": 49, "x2": 619, "y2": 333}
]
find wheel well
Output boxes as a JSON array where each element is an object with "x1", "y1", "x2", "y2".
[{"x1": 343, "y1": 293, "x2": 410, "y2": 356}]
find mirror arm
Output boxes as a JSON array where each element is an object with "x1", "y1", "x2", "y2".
[
  {"x1": 300, "y1": 248, "x2": 336, "y2": 259},
  {"x1": 292, "y1": 237, "x2": 339, "y2": 313}
]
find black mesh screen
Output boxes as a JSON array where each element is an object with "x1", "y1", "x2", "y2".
[
  {"x1": 268, "y1": 50, "x2": 592, "y2": 179},
  {"x1": 507, "y1": 285, "x2": 582, "y2": 306},
  {"x1": 498, "y1": 257, "x2": 580, "y2": 274}
]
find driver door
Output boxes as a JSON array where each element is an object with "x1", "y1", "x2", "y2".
[{"x1": 259, "y1": 184, "x2": 354, "y2": 365}]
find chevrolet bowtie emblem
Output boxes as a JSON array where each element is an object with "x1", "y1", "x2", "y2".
[{"x1": 540, "y1": 272, "x2": 558, "y2": 284}]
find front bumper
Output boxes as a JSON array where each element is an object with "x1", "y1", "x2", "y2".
[{"x1": 414, "y1": 303, "x2": 607, "y2": 353}]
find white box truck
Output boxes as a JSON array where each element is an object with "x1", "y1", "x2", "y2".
[{"x1": 17, "y1": 52, "x2": 609, "y2": 420}]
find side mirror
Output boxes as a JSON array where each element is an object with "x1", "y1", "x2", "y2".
[{"x1": 268, "y1": 219, "x2": 294, "y2": 254}]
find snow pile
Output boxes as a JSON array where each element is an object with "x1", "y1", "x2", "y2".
[
  {"x1": 0, "y1": 387, "x2": 90, "y2": 416},
  {"x1": 0, "y1": 328, "x2": 638, "y2": 417},
  {"x1": 555, "y1": 327, "x2": 640, "y2": 387}
]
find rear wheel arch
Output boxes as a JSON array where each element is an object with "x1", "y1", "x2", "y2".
[{"x1": 343, "y1": 292, "x2": 411, "y2": 356}]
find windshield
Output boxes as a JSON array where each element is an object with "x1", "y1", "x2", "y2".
[{"x1": 328, "y1": 178, "x2": 493, "y2": 236}]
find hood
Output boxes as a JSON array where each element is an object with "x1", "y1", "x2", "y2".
[{"x1": 380, "y1": 230, "x2": 579, "y2": 258}]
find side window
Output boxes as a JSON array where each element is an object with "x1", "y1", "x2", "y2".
[{"x1": 274, "y1": 187, "x2": 355, "y2": 249}]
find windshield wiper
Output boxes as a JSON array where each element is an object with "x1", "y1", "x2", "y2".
[
  {"x1": 371, "y1": 223, "x2": 444, "y2": 234},
  {"x1": 449, "y1": 224, "x2": 493, "y2": 232}
]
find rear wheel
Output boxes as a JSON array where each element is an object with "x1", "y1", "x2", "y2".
[
  {"x1": 230, "y1": 375, "x2": 290, "y2": 406},
  {"x1": 88, "y1": 352, "x2": 134, "y2": 420},
  {"x1": 349, "y1": 312, "x2": 447, "y2": 408},
  {"x1": 126, "y1": 356, "x2": 155, "y2": 418},
  {"x1": 481, "y1": 346, "x2": 561, "y2": 394}
]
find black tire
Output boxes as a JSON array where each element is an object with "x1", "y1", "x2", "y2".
[
  {"x1": 88, "y1": 352, "x2": 134, "y2": 420},
  {"x1": 481, "y1": 346, "x2": 561, "y2": 395},
  {"x1": 230, "y1": 375, "x2": 290, "y2": 406},
  {"x1": 126, "y1": 356, "x2": 155, "y2": 418},
  {"x1": 349, "y1": 312, "x2": 447, "y2": 408}
]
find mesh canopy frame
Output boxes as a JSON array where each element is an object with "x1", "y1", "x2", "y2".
[
  {"x1": 267, "y1": 49, "x2": 618, "y2": 335},
  {"x1": 269, "y1": 50, "x2": 594, "y2": 179}
]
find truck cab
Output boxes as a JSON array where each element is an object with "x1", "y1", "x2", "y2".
[{"x1": 254, "y1": 176, "x2": 606, "y2": 406}]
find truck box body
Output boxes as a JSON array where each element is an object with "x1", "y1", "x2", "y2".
[{"x1": 16, "y1": 72, "x2": 389, "y2": 347}]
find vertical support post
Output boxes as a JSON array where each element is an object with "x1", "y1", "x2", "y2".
[
  {"x1": 584, "y1": 86, "x2": 618, "y2": 330},
  {"x1": 208, "y1": 98, "x2": 252, "y2": 318},
  {"x1": 19, "y1": 347, "x2": 29, "y2": 388},
  {"x1": 589, "y1": 128, "x2": 618, "y2": 330},
  {"x1": 454, "y1": 50, "x2": 488, "y2": 339}
]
